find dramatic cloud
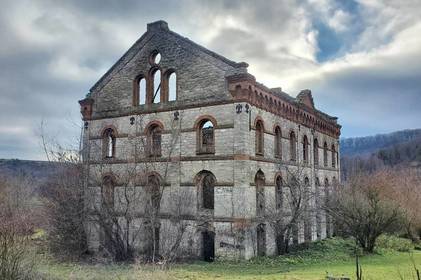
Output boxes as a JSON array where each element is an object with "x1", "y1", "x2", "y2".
[{"x1": 0, "y1": 0, "x2": 420, "y2": 159}]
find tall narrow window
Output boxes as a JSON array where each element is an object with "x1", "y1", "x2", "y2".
[
  {"x1": 325, "y1": 178, "x2": 331, "y2": 237},
  {"x1": 148, "y1": 174, "x2": 161, "y2": 212},
  {"x1": 197, "y1": 119, "x2": 215, "y2": 154},
  {"x1": 102, "y1": 175, "x2": 115, "y2": 209},
  {"x1": 202, "y1": 173, "x2": 215, "y2": 210},
  {"x1": 323, "y1": 142, "x2": 328, "y2": 167},
  {"x1": 152, "y1": 69, "x2": 161, "y2": 103},
  {"x1": 138, "y1": 77, "x2": 146, "y2": 105},
  {"x1": 103, "y1": 128, "x2": 116, "y2": 159},
  {"x1": 147, "y1": 124, "x2": 162, "y2": 157},
  {"x1": 304, "y1": 177, "x2": 311, "y2": 242},
  {"x1": 315, "y1": 178, "x2": 322, "y2": 240},
  {"x1": 313, "y1": 138, "x2": 319, "y2": 166},
  {"x1": 303, "y1": 135, "x2": 309, "y2": 164},
  {"x1": 168, "y1": 72, "x2": 177, "y2": 101},
  {"x1": 255, "y1": 170, "x2": 265, "y2": 217},
  {"x1": 290, "y1": 131, "x2": 296, "y2": 161},
  {"x1": 331, "y1": 144, "x2": 336, "y2": 168},
  {"x1": 101, "y1": 175, "x2": 115, "y2": 251},
  {"x1": 274, "y1": 126, "x2": 282, "y2": 158},
  {"x1": 255, "y1": 120, "x2": 264, "y2": 155},
  {"x1": 275, "y1": 176, "x2": 283, "y2": 210}
]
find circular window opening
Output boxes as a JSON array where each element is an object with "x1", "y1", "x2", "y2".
[{"x1": 150, "y1": 51, "x2": 161, "y2": 65}]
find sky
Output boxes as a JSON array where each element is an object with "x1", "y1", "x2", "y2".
[{"x1": 1, "y1": 0, "x2": 421, "y2": 160}]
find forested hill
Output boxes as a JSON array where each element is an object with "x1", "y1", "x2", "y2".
[
  {"x1": 340, "y1": 129, "x2": 421, "y2": 157},
  {"x1": 340, "y1": 129, "x2": 421, "y2": 179},
  {"x1": 0, "y1": 159, "x2": 62, "y2": 181}
]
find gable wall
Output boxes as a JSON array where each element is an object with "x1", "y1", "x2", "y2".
[{"x1": 90, "y1": 30, "x2": 246, "y2": 117}]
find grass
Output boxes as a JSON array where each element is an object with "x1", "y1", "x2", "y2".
[{"x1": 35, "y1": 238, "x2": 421, "y2": 280}]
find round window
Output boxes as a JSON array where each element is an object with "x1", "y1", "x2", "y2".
[{"x1": 150, "y1": 51, "x2": 161, "y2": 65}]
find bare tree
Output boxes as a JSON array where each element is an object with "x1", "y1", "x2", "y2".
[
  {"x1": 85, "y1": 113, "x2": 194, "y2": 263},
  {"x1": 38, "y1": 120, "x2": 88, "y2": 260},
  {"x1": 265, "y1": 166, "x2": 315, "y2": 254},
  {"x1": 0, "y1": 176, "x2": 38, "y2": 279},
  {"x1": 326, "y1": 171, "x2": 404, "y2": 253},
  {"x1": 375, "y1": 168, "x2": 421, "y2": 242}
]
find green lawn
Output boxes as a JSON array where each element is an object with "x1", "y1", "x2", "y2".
[{"x1": 37, "y1": 238, "x2": 421, "y2": 280}]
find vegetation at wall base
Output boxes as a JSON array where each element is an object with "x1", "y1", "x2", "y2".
[{"x1": 31, "y1": 237, "x2": 421, "y2": 280}]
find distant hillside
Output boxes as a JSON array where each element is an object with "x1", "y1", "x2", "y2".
[
  {"x1": 340, "y1": 129, "x2": 421, "y2": 180},
  {"x1": 0, "y1": 159, "x2": 62, "y2": 181},
  {"x1": 340, "y1": 129, "x2": 421, "y2": 157}
]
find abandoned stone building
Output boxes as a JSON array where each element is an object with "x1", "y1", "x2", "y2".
[{"x1": 79, "y1": 20, "x2": 341, "y2": 261}]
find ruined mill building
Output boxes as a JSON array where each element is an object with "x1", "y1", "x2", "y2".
[{"x1": 79, "y1": 21, "x2": 341, "y2": 261}]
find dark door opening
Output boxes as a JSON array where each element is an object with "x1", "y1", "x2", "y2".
[
  {"x1": 202, "y1": 231, "x2": 215, "y2": 262},
  {"x1": 257, "y1": 224, "x2": 266, "y2": 256}
]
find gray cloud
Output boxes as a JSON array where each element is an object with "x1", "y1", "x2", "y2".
[{"x1": 0, "y1": 0, "x2": 420, "y2": 159}]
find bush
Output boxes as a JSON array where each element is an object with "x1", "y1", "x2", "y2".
[
  {"x1": 375, "y1": 234, "x2": 414, "y2": 252},
  {"x1": 41, "y1": 165, "x2": 88, "y2": 260},
  {"x1": 0, "y1": 223, "x2": 39, "y2": 280}
]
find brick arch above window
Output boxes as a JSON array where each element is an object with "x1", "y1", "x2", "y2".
[
  {"x1": 100, "y1": 124, "x2": 119, "y2": 137},
  {"x1": 102, "y1": 172, "x2": 118, "y2": 185},
  {"x1": 144, "y1": 120, "x2": 164, "y2": 134},
  {"x1": 193, "y1": 115, "x2": 217, "y2": 130}
]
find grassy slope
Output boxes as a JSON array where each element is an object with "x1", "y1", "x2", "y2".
[{"x1": 37, "y1": 238, "x2": 421, "y2": 280}]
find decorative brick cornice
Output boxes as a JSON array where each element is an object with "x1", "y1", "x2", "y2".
[{"x1": 227, "y1": 74, "x2": 341, "y2": 138}]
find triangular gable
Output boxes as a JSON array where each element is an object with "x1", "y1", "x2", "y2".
[{"x1": 89, "y1": 20, "x2": 247, "y2": 95}]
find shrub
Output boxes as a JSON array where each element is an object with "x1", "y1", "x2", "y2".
[
  {"x1": 375, "y1": 234, "x2": 414, "y2": 252},
  {"x1": 0, "y1": 221, "x2": 39, "y2": 280}
]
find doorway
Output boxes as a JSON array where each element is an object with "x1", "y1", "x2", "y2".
[
  {"x1": 202, "y1": 231, "x2": 215, "y2": 262},
  {"x1": 257, "y1": 224, "x2": 266, "y2": 256}
]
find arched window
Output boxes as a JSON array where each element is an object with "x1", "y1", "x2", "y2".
[
  {"x1": 324, "y1": 178, "x2": 331, "y2": 237},
  {"x1": 290, "y1": 131, "x2": 296, "y2": 161},
  {"x1": 197, "y1": 119, "x2": 215, "y2": 154},
  {"x1": 323, "y1": 142, "x2": 328, "y2": 167},
  {"x1": 102, "y1": 175, "x2": 115, "y2": 209},
  {"x1": 147, "y1": 124, "x2": 162, "y2": 157},
  {"x1": 147, "y1": 174, "x2": 161, "y2": 212},
  {"x1": 101, "y1": 175, "x2": 115, "y2": 250},
  {"x1": 303, "y1": 135, "x2": 309, "y2": 164},
  {"x1": 255, "y1": 170, "x2": 265, "y2": 217},
  {"x1": 202, "y1": 172, "x2": 215, "y2": 210},
  {"x1": 152, "y1": 69, "x2": 161, "y2": 103},
  {"x1": 304, "y1": 177, "x2": 311, "y2": 242},
  {"x1": 255, "y1": 120, "x2": 264, "y2": 155},
  {"x1": 196, "y1": 170, "x2": 216, "y2": 210},
  {"x1": 274, "y1": 126, "x2": 282, "y2": 158},
  {"x1": 313, "y1": 138, "x2": 319, "y2": 166},
  {"x1": 315, "y1": 178, "x2": 322, "y2": 239},
  {"x1": 134, "y1": 76, "x2": 147, "y2": 105},
  {"x1": 275, "y1": 175, "x2": 283, "y2": 210},
  {"x1": 168, "y1": 72, "x2": 177, "y2": 101},
  {"x1": 331, "y1": 144, "x2": 336, "y2": 168},
  {"x1": 102, "y1": 128, "x2": 116, "y2": 159}
]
